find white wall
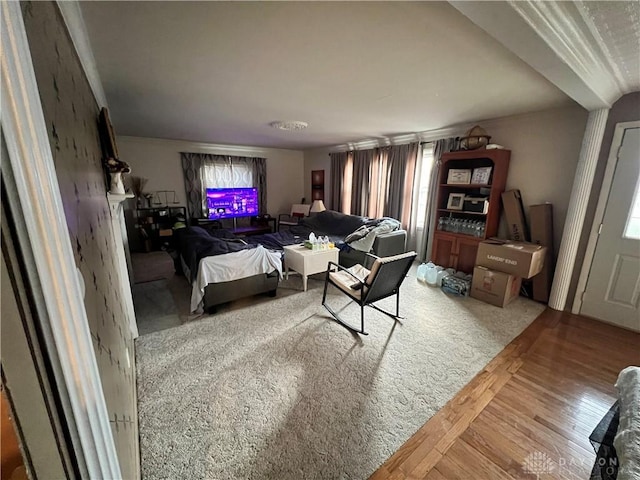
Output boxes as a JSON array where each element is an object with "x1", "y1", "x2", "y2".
[
  {"x1": 303, "y1": 104, "x2": 588, "y2": 257},
  {"x1": 118, "y1": 136, "x2": 305, "y2": 217},
  {"x1": 481, "y1": 105, "x2": 588, "y2": 255}
]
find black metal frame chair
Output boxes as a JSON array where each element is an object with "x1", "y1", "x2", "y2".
[
  {"x1": 278, "y1": 204, "x2": 311, "y2": 231},
  {"x1": 321, "y1": 251, "x2": 416, "y2": 335}
]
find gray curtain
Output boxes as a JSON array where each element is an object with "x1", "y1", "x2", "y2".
[
  {"x1": 180, "y1": 152, "x2": 267, "y2": 218},
  {"x1": 330, "y1": 151, "x2": 349, "y2": 212},
  {"x1": 351, "y1": 149, "x2": 375, "y2": 216},
  {"x1": 384, "y1": 142, "x2": 418, "y2": 227},
  {"x1": 422, "y1": 137, "x2": 460, "y2": 260},
  {"x1": 180, "y1": 152, "x2": 204, "y2": 219},
  {"x1": 251, "y1": 157, "x2": 267, "y2": 214}
]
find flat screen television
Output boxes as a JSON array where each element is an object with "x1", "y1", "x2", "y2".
[{"x1": 206, "y1": 187, "x2": 259, "y2": 220}]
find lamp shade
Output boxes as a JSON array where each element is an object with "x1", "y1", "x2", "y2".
[{"x1": 310, "y1": 200, "x2": 326, "y2": 213}]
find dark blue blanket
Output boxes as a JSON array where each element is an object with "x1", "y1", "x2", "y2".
[
  {"x1": 175, "y1": 226, "x2": 255, "y2": 280},
  {"x1": 244, "y1": 230, "x2": 302, "y2": 250}
]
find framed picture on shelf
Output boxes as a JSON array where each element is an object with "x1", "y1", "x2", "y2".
[
  {"x1": 447, "y1": 193, "x2": 466, "y2": 210},
  {"x1": 447, "y1": 168, "x2": 472, "y2": 184},
  {"x1": 471, "y1": 166, "x2": 492, "y2": 185}
]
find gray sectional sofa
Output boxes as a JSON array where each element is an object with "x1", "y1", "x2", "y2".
[{"x1": 292, "y1": 210, "x2": 408, "y2": 268}]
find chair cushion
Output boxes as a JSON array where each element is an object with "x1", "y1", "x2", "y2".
[
  {"x1": 291, "y1": 204, "x2": 311, "y2": 216},
  {"x1": 329, "y1": 264, "x2": 371, "y2": 299},
  {"x1": 365, "y1": 251, "x2": 417, "y2": 284}
]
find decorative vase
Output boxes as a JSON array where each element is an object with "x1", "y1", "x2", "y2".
[{"x1": 110, "y1": 172, "x2": 125, "y2": 194}]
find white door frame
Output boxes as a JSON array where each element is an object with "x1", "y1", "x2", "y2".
[
  {"x1": 572, "y1": 120, "x2": 640, "y2": 314},
  {"x1": 1, "y1": 2, "x2": 121, "y2": 478}
]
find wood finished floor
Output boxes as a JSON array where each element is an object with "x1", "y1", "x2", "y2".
[{"x1": 370, "y1": 309, "x2": 640, "y2": 479}]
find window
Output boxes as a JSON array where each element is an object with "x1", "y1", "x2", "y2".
[
  {"x1": 415, "y1": 143, "x2": 435, "y2": 229},
  {"x1": 624, "y1": 176, "x2": 640, "y2": 239},
  {"x1": 201, "y1": 159, "x2": 253, "y2": 189},
  {"x1": 342, "y1": 153, "x2": 353, "y2": 214}
]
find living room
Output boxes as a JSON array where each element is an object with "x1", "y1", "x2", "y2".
[{"x1": 3, "y1": 1, "x2": 639, "y2": 480}]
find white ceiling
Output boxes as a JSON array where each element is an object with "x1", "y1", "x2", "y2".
[
  {"x1": 578, "y1": 1, "x2": 640, "y2": 92},
  {"x1": 78, "y1": 1, "x2": 635, "y2": 150}
]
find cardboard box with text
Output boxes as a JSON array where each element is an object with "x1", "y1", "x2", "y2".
[{"x1": 476, "y1": 239, "x2": 546, "y2": 279}]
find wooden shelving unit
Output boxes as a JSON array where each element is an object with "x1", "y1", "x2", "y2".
[
  {"x1": 431, "y1": 148, "x2": 510, "y2": 273},
  {"x1": 136, "y1": 206, "x2": 186, "y2": 251}
]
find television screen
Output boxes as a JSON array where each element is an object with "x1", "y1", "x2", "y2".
[{"x1": 206, "y1": 187, "x2": 259, "y2": 220}]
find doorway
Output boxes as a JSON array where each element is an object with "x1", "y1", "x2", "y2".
[{"x1": 580, "y1": 122, "x2": 640, "y2": 331}]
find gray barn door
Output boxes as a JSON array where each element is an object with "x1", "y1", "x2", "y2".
[{"x1": 581, "y1": 126, "x2": 640, "y2": 331}]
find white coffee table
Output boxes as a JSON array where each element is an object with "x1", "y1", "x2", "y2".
[{"x1": 283, "y1": 244, "x2": 339, "y2": 291}]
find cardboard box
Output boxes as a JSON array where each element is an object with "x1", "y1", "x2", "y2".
[
  {"x1": 530, "y1": 204, "x2": 554, "y2": 303},
  {"x1": 476, "y1": 239, "x2": 547, "y2": 279},
  {"x1": 502, "y1": 190, "x2": 529, "y2": 241},
  {"x1": 471, "y1": 266, "x2": 522, "y2": 307}
]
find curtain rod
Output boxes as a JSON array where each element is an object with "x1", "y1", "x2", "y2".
[{"x1": 420, "y1": 137, "x2": 459, "y2": 146}]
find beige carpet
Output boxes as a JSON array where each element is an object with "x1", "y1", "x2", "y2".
[{"x1": 136, "y1": 268, "x2": 545, "y2": 479}]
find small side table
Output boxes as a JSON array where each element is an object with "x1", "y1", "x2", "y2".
[{"x1": 283, "y1": 244, "x2": 339, "y2": 291}]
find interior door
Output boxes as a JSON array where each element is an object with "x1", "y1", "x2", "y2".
[{"x1": 581, "y1": 126, "x2": 640, "y2": 331}]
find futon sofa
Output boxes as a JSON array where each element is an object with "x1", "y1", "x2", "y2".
[{"x1": 291, "y1": 210, "x2": 407, "y2": 268}]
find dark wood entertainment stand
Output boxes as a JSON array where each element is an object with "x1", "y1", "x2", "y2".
[{"x1": 194, "y1": 217, "x2": 275, "y2": 237}]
